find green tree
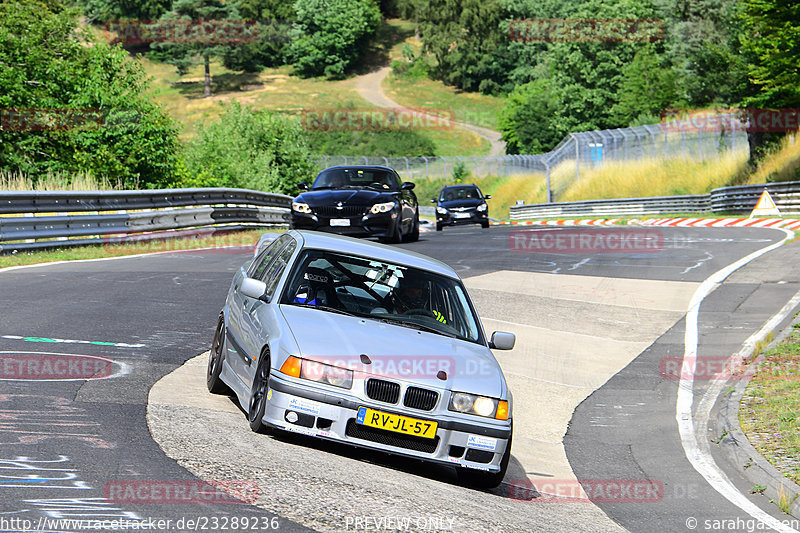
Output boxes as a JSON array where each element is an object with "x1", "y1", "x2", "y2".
[
  {"x1": 416, "y1": 0, "x2": 507, "y2": 93},
  {"x1": 181, "y1": 102, "x2": 315, "y2": 193},
  {"x1": 75, "y1": 0, "x2": 172, "y2": 23},
  {"x1": 288, "y1": 0, "x2": 381, "y2": 79},
  {"x1": 497, "y1": 78, "x2": 565, "y2": 154},
  {"x1": 662, "y1": 0, "x2": 749, "y2": 106},
  {"x1": 611, "y1": 45, "x2": 677, "y2": 125},
  {"x1": 0, "y1": 1, "x2": 180, "y2": 186},
  {"x1": 149, "y1": 0, "x2": 243, "y2": 97},
  {"x1": 739, "y1": 0, "x2": 800, "y2": 109},
  {"x1": 222, "y1": 0, "x2": 295, "y2": 71}
]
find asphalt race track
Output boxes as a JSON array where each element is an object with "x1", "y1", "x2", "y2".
[{"x1": 1, "y1": 224, "x2": 799, "y2": 533}]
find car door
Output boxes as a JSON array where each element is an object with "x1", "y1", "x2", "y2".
[
  {"x1": 238, "y1": 239, "x2": 297, "y2": 385},
  {"x1": 227, "y1": 234, "x2": 291, "y2": 384}
]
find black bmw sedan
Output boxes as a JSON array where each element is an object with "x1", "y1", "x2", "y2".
[
  {"x1": 432, "y1": 184, "x2": 490, "y2": 231},
  {"x1": 290, "y1": 166, "x2": 419, "y2": 243}
]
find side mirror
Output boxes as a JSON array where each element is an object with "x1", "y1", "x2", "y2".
[
  {"x1": 297, "y1": 182, "x2": 308, "y2": 190},
  {"x1": 401, "y1": 181, "x2": 415, "y2": 190},
  {"x1": 484, "y1": 194, "x2": 492, "y2": 200},
  {"x1": 489, "y1": 331, "x2": 515, "y2": 350},
  {"x1": 430, "y1": 198, "x2": 437, "y2": 204},
  {"x1": 241, "y1": 277, "x2": 267, "y2": 301}
]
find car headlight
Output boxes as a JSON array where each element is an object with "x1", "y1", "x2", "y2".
[
  {"x1": 477, "y1": 203, "x2": 488, "y2": 212},
  {"x1": 370, "y1": 201, "x2": 396, "y2": 214},
  {"x1": 449, "y1": 392, "x2": 508, "y2": 420},
  {"x1": 280, "y1": 356, "x2": 353, "y2": 389},
  {"x1": 292, "y1": 202, "x2": 312, "y2": 214},
  {"x1": 436, "y1": 206, "x2": 448, "y2": 215}
]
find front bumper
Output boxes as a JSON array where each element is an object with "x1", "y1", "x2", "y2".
[
  {"x1": 437, "y1": 210, "x2": 488, "y2": 227},
  {"x1": 265, "y1": 374, "x2": 511, "y2": 473},
  {"x1": 291, "y1": 211, "x2": 398, "y2": 238}
]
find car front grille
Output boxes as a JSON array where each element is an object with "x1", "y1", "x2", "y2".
[
  {"x1": 403, "y1": 386, "x2": 438, "y2": 411},
  {"x1": 345, "y1": 419, "x2": 439, "y2": 453},
  {"x1": 365, "y1": 379, "x2": 400, "y2": 404},
  {"x1": 314, "y1": 205, "x2": 366, "y2": 217}
]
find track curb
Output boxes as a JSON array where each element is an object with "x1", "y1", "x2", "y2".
[
  {"x1": 711, "y1": 313, "x2": 800, "y2": 520},
  {"x1": 492, "y1": 218, "x2": 800, "y2": 228}
]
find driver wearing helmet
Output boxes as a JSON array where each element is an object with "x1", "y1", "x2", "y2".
[{"x1": 392, "y1": 272, "x2": 448, "y2": 324}]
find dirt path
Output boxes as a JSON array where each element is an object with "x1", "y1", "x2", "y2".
[{"x1": 353, "y1": 67, "x2": 506, "y2": 156}]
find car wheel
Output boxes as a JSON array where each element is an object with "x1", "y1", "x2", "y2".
[
  {"x1": 435, "y1": 222, "x2": 443, "y2": 232},
  {"x1": 405, "y1": 211, "x2": 420, "y2": 242},
  {"x1": 381, "y1": 220, "x2": 403, "y2": 244},
  {"x1": 207, "y1": 316, "x2": 230, "y2": 394},
  {"x1": 481, "y1": 221, "x2": 490, "y2": 229},
  {"x1": 248, "y1": 349, "x2": 271, "y2": 433},
  {"x1": 457, "y1": 432, "x2": 512, "y2": 489}
]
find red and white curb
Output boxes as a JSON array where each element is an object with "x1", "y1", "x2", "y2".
[
  {"x1": 492, "y1": 218, "x2": 800, "y2": 229},
  {"x1": 492, "y1": 219, "x2": 620, "y2": 226},
  {"x1": 631, "y1": 217, "x2": 800, "y2": 229}
]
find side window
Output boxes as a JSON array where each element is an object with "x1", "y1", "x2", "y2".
[
  {"x1": 249, "y1": 234, "x2": 290, "y2": 279},
  {"x1": 262, "y1": 241, "x2": 297, "y2": 301},
  {"x1": 391, "y1": 172, "x2": 402, "y2": 190}
]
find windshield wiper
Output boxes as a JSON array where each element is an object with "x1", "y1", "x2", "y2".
[
  {"x1": 375, "y1": 317, "x2": 457, "y2": 338},
  {"x1": 290, "y1": 303, "x2": 361, "y2": 318}
]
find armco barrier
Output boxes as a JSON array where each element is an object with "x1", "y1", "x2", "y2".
[
  {"x1": 509, "y1": 181, "x2": 800, "y2": 219},
  {"x1": 0, "y1": 188, "x2": 291, "y2": 252}
]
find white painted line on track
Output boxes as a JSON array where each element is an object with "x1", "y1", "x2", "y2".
[{"x1": 676, "y1": 227, "x2": 799, "y2": 532}]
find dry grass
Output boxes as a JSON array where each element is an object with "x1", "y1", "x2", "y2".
[
  {"x1": 0, "y1": 171, "x2": 123, "y2": 191},
  {"x1": 560, "y1": 151, "x2": 749, "y2": 201},
  {"x1": 748, "y1": 134, "x2": 800, "y2": 184}
]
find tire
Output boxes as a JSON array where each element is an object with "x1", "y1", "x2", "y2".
[
  {"x1": 381, "y1": 220, "x2": 403, "y2": 244},
  {"x1": 207, "y1": 316, "x2": 230, "y2": 394},
  {"x1": 435, "y1": 222, "x2": 443, "y2": 232},
  {"x1": 457, "y1": 432, "x2": 512, "y2": 489},
  {"x1": 481, "y1": 221, "x2": 490, "y2": 229},
  {"x1": 248, "y1": 349, "x2": 271, "y2": 433},
  {"x1": 405, "y1": 211, "x2": 420, "y2": 242}
]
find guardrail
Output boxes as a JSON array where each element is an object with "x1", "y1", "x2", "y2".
[
  {"x1": 509, "y1": 181, "x2": 800, "y2": 219},
  {"x1": 0, "y1": 188, "x2": 292, "y2": 252}
]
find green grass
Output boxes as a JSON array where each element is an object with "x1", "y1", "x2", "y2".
[
  {"x1": 0, "y1": 230, "x2": 271, "y2": 268},
  {"x1": 142, "y1": 57, "x2": 489, "y2": 155},
  {"x1": 384, "y1": 73, "x2": 504, "y2": 132},
  {"x1": 740, "y1": 324, "x2": 800, "y2": 487},
  {"x1": 382, "y1": 21, "x2": 505, "y2": 132}
]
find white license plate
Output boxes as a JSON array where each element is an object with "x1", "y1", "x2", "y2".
[
  {"x1": 330, "y1": 218, "x2": 350, "y2": 227},
  {"x1": 454, "y1": 213, "x2": 470, "y2": 219}
]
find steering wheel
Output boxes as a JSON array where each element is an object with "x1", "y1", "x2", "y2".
[{"x1": 402, "y1": 308, "x2": 437, "y2": 318}]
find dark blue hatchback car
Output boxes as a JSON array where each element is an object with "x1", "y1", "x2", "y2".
[{"x1": 431, "y1": 184, "x2": 490, "y2": 231}]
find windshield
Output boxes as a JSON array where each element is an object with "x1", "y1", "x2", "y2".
[
  {"x1": 440, "y1": 187, "x2": 482, "y2": 202},
  {"x1": 280, "y1": 249, "x2": 482, "y2": 344},
  {"x1": 311, "y1": 168, "x2": 399, "y2": 191}
]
